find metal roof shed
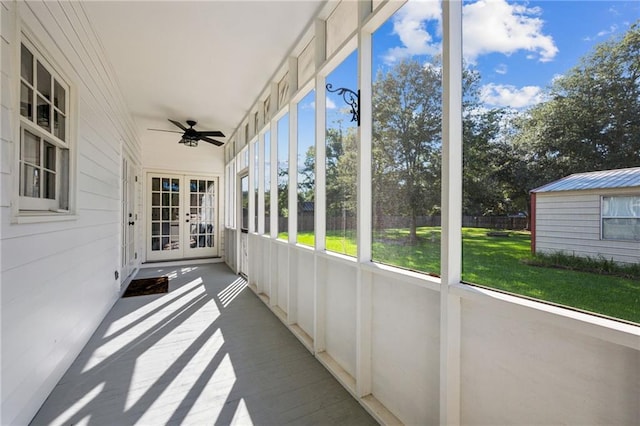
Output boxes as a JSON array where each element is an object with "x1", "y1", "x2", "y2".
[{"x1": 530, "y1": 167, "x2": 640, "y2": 264}]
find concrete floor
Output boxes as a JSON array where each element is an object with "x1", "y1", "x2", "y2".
[{"x1": 31, "y1": 263, "x2": 377, "y2": 425}]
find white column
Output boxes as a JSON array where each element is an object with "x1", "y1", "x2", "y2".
[
  {"x1": 288, "y1": 57, "x2": 299, "y2": 324},
  {"x1": 314, "y1": 17, "x2": 327, "y2": 354},
  {"x1": 441, "y1": 1, "x2": 463, "y2": 425},
  {"x1": 356, "y1": 0, "x2": 373, "y2": 399}
]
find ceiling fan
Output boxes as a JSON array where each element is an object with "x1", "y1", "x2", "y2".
[{"x1": 149, "y1": 119, "x2": 225, "y2": 147}]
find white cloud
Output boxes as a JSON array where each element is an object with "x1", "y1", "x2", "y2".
[
  {"x1": 383, "y1": 0, "x2": 442, "y2": 64},
  {"x1": 383, "y1": 0, "x2": 557, "y2": 65},
  {"x1": 495, "y1": 63, "x2": 508, "y2": 75},
  {"x1": 462, "y1": 0, "x2": 558, "y2": 63},
  {"x1": 326, "y1": 97, "x2": 337, "y2": 110},
  {"x1": 480, "y1": 83, "x2": 545, "y2": 108}
]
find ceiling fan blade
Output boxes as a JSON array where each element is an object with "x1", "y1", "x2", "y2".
[
  {"x1": 148, "y1": 128, "x2": 183, "y2": 134},
  {"x1": 168, "y1": 119, "x2": 188, "y2": 131},
  {"x1": 196, "y1": 130, "x2": 225, "y2": 137},
  {"x1": 200, "y1": 136, "x2": 224, "y2": 146}
]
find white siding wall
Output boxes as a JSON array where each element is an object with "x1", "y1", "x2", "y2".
[
  {"x1": 535, "y1": 189, "x2": 640, "y2": 264},
  {"x1": 0, "y1": 2, "x2": 141, "y2": 424}
]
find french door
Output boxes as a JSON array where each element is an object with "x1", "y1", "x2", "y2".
[{"x1": 147, "y1": 173, "x2": 219, "y2": 261}]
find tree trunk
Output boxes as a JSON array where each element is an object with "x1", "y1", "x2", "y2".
[{"x1": 408, "y1": 213, "x2": 418, "y2": 244}]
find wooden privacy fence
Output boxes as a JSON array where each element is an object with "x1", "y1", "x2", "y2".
[{"x1": 284, "y1": 214, "x2": 528, "y2": 232}]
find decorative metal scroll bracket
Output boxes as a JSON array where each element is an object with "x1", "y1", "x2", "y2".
[{"x1": 326, "y1": 84, "x2": 360, "y2": 126}]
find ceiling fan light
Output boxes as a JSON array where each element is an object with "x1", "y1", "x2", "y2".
[{"x1": 179, "y1": 137, "x2": 198, "y2": 147}]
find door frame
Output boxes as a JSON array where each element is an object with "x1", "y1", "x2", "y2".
[
  {"x1": 120, "y1": 153, "x2": 138, "y2": 283},
  {"x1": 237, "y1": 170, "x2": 249, "y2": 277},
  {"x1": 144, "y1": 169, "x2": 222, "y2": 263}
]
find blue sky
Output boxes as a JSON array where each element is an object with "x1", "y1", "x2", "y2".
[
  {"x1": 298, "y1": 0, "x2": 638, "y2": 169},
  {"x1": 372, "y1": 0, "x2": 639, "y2": 108}
]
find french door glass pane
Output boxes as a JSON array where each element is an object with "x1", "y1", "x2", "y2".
[
  {"x1": 189, "y1": 179, "x2": 215, "y2": 248},
  {"x1": 151, "y1": 177, "x2": 180, "y2": 252}
]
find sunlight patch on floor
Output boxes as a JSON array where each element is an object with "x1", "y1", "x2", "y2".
[
  {"x1": 218, "y1": 277, "x2": 247, "y2": 307},
  {"x1": 127, "y1": 329, "x2": 226, "y2": 416},
  {"x1": 104, "y1": 277, "x2": 204, "y2": 338},
  {"x1": 229, "y1": 398, "x2": 254, "y2": 425}
]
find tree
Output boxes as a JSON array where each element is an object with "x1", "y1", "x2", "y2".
[
  {"x1": 372, "y1": 58, "x2": 442, "y2": 243},
  {"x1": 325, "y1": 122, "x2": 358, "y2": 231},
  {"x1": 510, "y1": 22, "x2": 640, "y2": 183}
]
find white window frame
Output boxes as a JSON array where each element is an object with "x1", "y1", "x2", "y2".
[
  {"x1": 601, "y1": 195, "x2": 640, "y2": 241},
  {"x1": 16, "y1": 32, "x2": 75, "y2": 219}
]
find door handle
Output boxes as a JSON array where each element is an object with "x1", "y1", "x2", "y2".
[{"x1": 128, "y1": 221, "x2": 135, "y2": 226}]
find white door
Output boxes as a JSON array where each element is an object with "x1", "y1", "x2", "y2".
[
  {"x1": 147, "y1": 173, "x2": 219, "y2": 261},
  {"x1": 239, "y1": 174, "x2": 249, "y2": 277},
  {"x1": 121, "y1": 156, "x2": 136, "y2": 282}
]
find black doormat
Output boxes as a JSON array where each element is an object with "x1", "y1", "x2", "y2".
[{"x1": 122, "y1": 276, "x2": 169, "y2": 298}]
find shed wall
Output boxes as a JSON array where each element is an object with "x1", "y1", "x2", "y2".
[{"x1": 535, "y1": 189, "x2": 640, "y2": 264}]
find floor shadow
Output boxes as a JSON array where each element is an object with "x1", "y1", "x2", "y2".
[{"x1": 30, "y1": 263, "x2": 377, "y2": 425}]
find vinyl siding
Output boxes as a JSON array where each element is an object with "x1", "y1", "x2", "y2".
[
  {"x1": 535, "y1": 190, "x2": 640, "y2": 264},
  {"x1": 0, "y1": 1, "x2": 141, "y2": 424}
]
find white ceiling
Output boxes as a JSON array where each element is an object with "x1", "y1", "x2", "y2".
[{"x1": 82, "y1": 0, "x2": 324, "y2": 146}]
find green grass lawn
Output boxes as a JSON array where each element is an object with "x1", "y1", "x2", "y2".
[{"x1": 291, "y1": 227, "x2": 639, "y2": 324}]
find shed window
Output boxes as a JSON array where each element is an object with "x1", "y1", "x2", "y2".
[{"x1": 602, "y1": 196, "x2": 640, "y2": 241}]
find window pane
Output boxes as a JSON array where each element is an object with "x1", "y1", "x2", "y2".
[
  {"x1": 59, "y1": 148, "x2": 69, "y2": 210},
  {"x1": 277, "y1": 114, "x2": 289, "y2": 239},
  {"x1": 603, "y1": 196, "x2": 640, "y2": 218},
  {"x1": 297, "y1": 90, "x2": 316, "y2": 247},
  {"x1": 20, "y1": 83, "x2": 33, "y2": 119},
  {"x1": 54, "y1": 111, "x2": 65, "y2": 141},
  {"x1": 44, "y1": 142, "x2": 56, "y2": 171},
  {"x1": 241, "y1": 175, "x2": 249, "y2": 230},
  {"x1": 37, "y1": 61, "x2": 51, "y2": 100},
  {"x1": 264, "y1": 131, "x2": 271, "y2": 234},
  {"x1": 371, "y1": 2, "x2": 442, "y2": 273},
  {"x1": 326, "y1": 50, "x2": 358, "y2": 256},
  {"x1": 22, "y1": 165, "x2": 40, "y2": 198},
  {"x1": 54, "y1": 79, "x2": 66, "y2": 112},
  {"x1": 254, "y1": 140, "x2": 259, "y2": 232},
  {"x1": 22, "y1": 130, "x2": 40, "y2": 165},
  {"x1": 21, "y1": 44, "x2": 33, "y2": 84},
  {"x1": 36, "y1": 95, "x2": 50, "y2": 131},
  {"x1": 460, "y1": 1, "x2": 639, "y2": 324},
  {"x1": 603, "y1": 218, "x2": 640, "y2": 241},
  {"x1": 43, "y1": 170, "x2": 55, "y2": 199}
]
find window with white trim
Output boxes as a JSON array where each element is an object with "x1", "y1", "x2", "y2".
[
  {"x1": 19, "y1": 39, "x2": 70, "y2": 212},
  {"x1": 602, "y1": 196, "x2": 640, "y2": 241}
]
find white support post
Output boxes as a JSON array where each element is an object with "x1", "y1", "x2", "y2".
[
  {"x1": 269, "y1": 82, "x2": 279, "y2": 308},
  {"x1": 314, "y1": 17, "x2": 327, "y2": 354},
  {"x1": 248, "y1": 140, "x2": 256, "y2": 234},
  {"x1": 270, "y1": 82, "x2": 279, "y2": 240},
  {"x1": 288, "y1": 56, "x2": 299, "y2": 325},
  {"x1": 356, "y1": 0, "x2": 373, "y2": 399},
  {"x1": 258, "y1": 132, "x2": 265, "y2": 236},
  {"x1": 289, "y1": 56, "x2": 299, "y2": 245},
  {"x1": 441, "y1": 1, "x2": 463, "y2": 425}
]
